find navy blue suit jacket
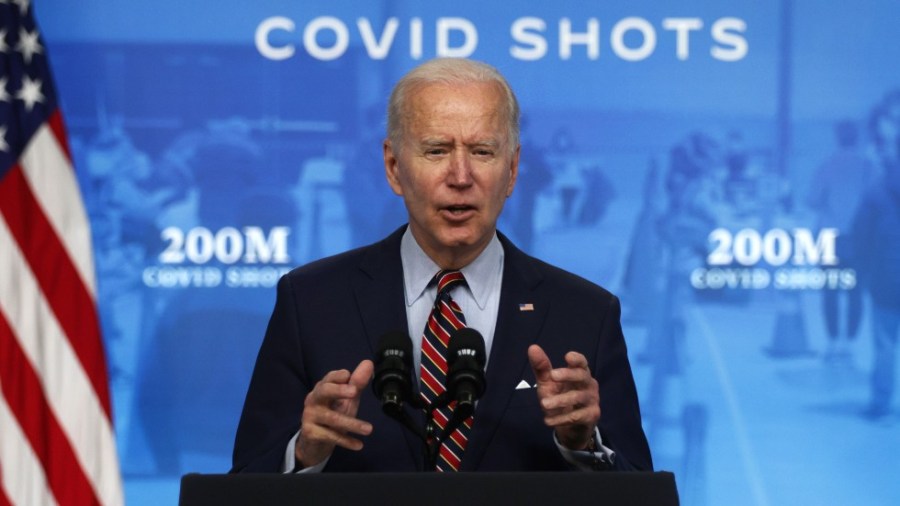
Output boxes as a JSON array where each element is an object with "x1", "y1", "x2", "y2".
[{"x1": 231, "y1": 226, "x2": 652, "y2": 472}]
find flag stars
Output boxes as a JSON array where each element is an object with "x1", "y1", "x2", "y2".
[
  {"x1": 16, "y1": 75, "x2": 43, "y2": 111},
  {"x1": 0, "y1": 126, "x2": 8, "y2": 152},
  {"x1": 0, "y1": 29, "x2": 8, "y2": 53},
  {"x1": 16, "y1": 27, "x2": 41, "y2": 64}
]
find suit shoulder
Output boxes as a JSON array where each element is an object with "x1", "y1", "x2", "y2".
[
  {"x1": 280, "y1": 227, "x2": 404, "y2": 290},
  {"x1": 286, "y1": 245, "x2": 368, "y2": 281},
  {"x1": 524, "y1": 254, "x2": 617, "y2": 303}
]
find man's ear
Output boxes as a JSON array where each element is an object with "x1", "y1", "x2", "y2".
[
  {"x1": 506, "y1": 144, "x2": 520, "y2": 197},
  {"x1": 383, "y1": 139, "x2": 404, "y2": 196}
]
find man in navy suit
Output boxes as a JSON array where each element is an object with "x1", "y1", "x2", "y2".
[{"x1": 232, "y1": 58, "x2": 652, "y2": 473}]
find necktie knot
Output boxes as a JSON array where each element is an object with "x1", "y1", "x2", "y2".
[{"x1": 435, "y1": 270, "x2": 466, "y2": 297}]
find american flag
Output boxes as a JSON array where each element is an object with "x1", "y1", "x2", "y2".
[{"x1": 0, "y1": 2, "x2": 123, "y2": 505}]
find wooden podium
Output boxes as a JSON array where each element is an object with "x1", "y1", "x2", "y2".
[{"x1": 179, "y1": 471, "x2": 679, "y2": 506}]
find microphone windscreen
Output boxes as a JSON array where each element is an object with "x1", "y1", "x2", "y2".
[
  {"x1": 377, "y1": 330, "x2": 413, "y2": 363},
  {"x1": 448, "y1": 327, "x2": 486, "y2": 366},
  {"x1": 373, "y1": 330, "x2": 413, "y2": 400}
]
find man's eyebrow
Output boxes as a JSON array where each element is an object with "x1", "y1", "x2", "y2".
[
  {"x1": 418, "y1": 138, "x2": 501, "y2": 149},
  {"x1": 467, "y1": 140, "x2": 501, "y2": 149},
  {"x1": 420, "y1": 138, "x2": 452, "y2": 147}
]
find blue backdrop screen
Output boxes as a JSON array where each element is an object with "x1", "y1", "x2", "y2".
[{"x1": 36, "y1": 1, "x2": 900, "y2": 504}]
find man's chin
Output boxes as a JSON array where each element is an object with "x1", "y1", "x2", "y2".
[
  {"x1": 410, "y1": 222, "x2": 493, "y2": 262},
  {"x1": 438, "y1": 227, "x2": 495, "y2": 252}
]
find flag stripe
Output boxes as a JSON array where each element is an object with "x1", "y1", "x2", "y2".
[
  {"x1": 0, "y1": 487, "x2": 13, "y2": 506},
  {"x1": 0, "y1": 218, "x2": 122, "y2": 506},
  {"x1": 0, "y1": 6, "x2": 123, "y2": 505},
  {"x1": 46, "y1": 111, "x2": 73, "y2": 161},
  {"x1": 0, "y1": 390, "x2": 58, "y2": 506},
  {"x1": 20, "y1": 118, "x2": 96, "y2": 298},
  {"x1": 0, "y1": 312, "x2": 99, "y2": 506},
  {"x1": 0, "y1": 483, "x2": 11, "y2": 506},
  {"x1": 0, "y1": 163, "x2": 112, "y2": 417}
]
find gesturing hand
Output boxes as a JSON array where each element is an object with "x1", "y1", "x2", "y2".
[
  {"x1": 294, "y1": 360, "x2": 375, "y2": 468},
  {"x1": 527, "y1": 344, "x2": 601, "y2": 451}
]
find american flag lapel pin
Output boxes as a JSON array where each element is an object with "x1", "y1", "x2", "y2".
[{"x1": 519, "y1": 303, "x2": 534, "y2": 312}]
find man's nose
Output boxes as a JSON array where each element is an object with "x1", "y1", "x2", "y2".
[{"x1": 447, "y1": 150, "x2": 474, "y2": 186}]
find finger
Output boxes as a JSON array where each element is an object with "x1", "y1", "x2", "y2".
[
  {"x1": 564, "y1": 351, "x2": 589, "y2": 369},
  {"x1": 332, "y1": 434, "x2": 366, "y2": 451},
  {"x1": 549, "y1": 365, "x2": 592, "y2": 386},
  {"x1": 307, "y1": 369, "x2": 352, "y2": 400},
  {"x1": 306, "y1": 381, "x2": 361, "y2": 406},
  {"x1": 306, "y1": 366, "x2": 366, "y2": 405},
  {"x1": 542, "y1": 403, "x2": 601, "y2": 428},
  {"x1": 540, "y1": 387, "x2": 598, "y2": 412},
  {"x1": 527, "y1": 344, "x2": 554, "y2": 384},
  {"x1": 300, "y1": 422, "x2": 368, "y2": 452},
  {"x1": 349, "y1": 360, "x2": 375, "y2": 390},
  {"x1": 304, "y1": 404, "x2": 373, "y2": 437},
  {"x1": 329, "y1": 430, "x2": 369, "y2": 451},
  {"x1": 343, "y1": 360, "x2": 375, "y2": 419},
  {"x1": 320, "y1": 368, "x2": 353, "y2": 384}
]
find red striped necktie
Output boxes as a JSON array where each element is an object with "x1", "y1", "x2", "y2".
[{"x1": 419, "y1": 269, "x2": 472, "y2": 471}]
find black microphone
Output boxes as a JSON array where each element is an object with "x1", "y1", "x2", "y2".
[
  {"x1": 373, "y1": 331, "x2": 427, "y2": 442},
  {"x1": 372, "y1": 331, "x2": 414, "y2": 415},
  {"x1": 446, "y1": 327, "x2": 487, "y2": 419}
]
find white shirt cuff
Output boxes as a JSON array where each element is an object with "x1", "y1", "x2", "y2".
[
  {"x1": 282, "y1": 430, "x2": 329, "y2": 473},
  {"x1": 553, "y1": 427, "x2": 616, "y2": 471}
]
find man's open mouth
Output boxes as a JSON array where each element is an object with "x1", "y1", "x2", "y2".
[{"x1": 445, "y1": 205, "x2": 475, "y2": 215}]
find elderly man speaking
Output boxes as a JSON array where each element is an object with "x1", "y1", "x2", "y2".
[{"x1": 231, "y1": 58, "x2": 652, "y2": 474}]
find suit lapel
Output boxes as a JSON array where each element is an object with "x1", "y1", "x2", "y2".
[
  {"x1": 353, "y1": 227, "x2": 408, "y2": 362},
  {"x1": 351, "y1": 226, "x2": 425, "y2": 469},
  {"x1": 462, "y1": 234, "x2": 547, "y2": 470}
]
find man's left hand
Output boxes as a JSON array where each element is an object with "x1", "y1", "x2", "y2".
[{"x1": 527, "y1": 344, "x2": 600, "y2": 450}]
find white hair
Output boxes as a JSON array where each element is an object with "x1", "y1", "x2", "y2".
[{"x1": 387, "y1": 58, "x2": 520, "y2": 156}]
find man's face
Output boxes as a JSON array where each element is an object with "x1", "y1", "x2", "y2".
[{"x1": 384, "y1": 81, "x2": 519, "y2": 268}]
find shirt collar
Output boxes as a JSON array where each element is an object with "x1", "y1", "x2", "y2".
[{"x1": 400, "y1": 227, "x2": 503, "y2": 310}]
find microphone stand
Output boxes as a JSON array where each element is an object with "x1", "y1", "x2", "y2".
[
  {"x1": 423, "y1": 394, "x2": 477, "y2": 470},
  {"x1": 423, "y1": 393, "x2": 449, "y2": 471},
  {"x1": 381, "y1": 394, "x2": 427, "y2": 443},
  {"x1": 378, "y1": 382, "x2": 456, "y2": 471},
  {"x1": 380, "y1": 392, "x2": 452, "y2": 472},
  {"x1": 381, "y1": 387, "x2": 479, "y2": 471}
]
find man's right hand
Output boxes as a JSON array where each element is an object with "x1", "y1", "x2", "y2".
[{"x1": 294, "y1": 359, "x2": 375, "y2": 468}]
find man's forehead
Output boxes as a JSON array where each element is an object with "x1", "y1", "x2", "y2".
[
  {"x1": 395, "y1": 81, "x2": 511, "y2": 151},
  {"x1": 408, "y1": 81, "x2": 504, "y2": 112},
  {"x1": 411, "y1": 120, "x2": 505, "y2": 146}
]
